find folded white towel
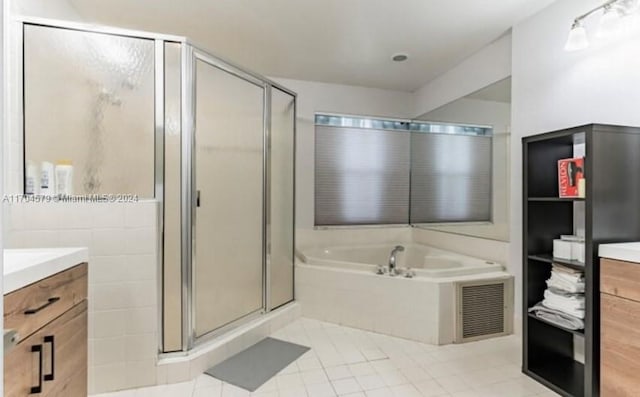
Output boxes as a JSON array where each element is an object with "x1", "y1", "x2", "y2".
[
  {"x1": 546, "y1": 277, "x2": 585, "y2": 293},
  {"x1": 528, "y1": 302, "x2": 584, "y2": 330},
  {"x1": 551, "y1": 269, "x2": 584, "y2": 284},
  {"x1": 544, "y1": 289, "x2": 585, "y2": 307},
  {"x1": 542, "y1": 299, "x2": 585, "y2": 319},
  {"x1": 543, "y1": 289, "x2": 585, "y2": 319}
]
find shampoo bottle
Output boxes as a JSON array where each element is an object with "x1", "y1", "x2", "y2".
[
  {"x1": 40, "y1": 161, "x2": 55, "y2": 196},
  {"x1": 55, "y1": 160, "x2": 73, "y2": 196},
  {"x1": 25, "y1": 161, "x2": 38, "y2": 195}
]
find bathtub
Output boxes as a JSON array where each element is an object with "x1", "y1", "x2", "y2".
[
  {"x1": 300, "y1": 243, "x2": 504, "y2": 277},
  {"x1": 296, "y1": 243, "x2": 513, "y2": 345}
]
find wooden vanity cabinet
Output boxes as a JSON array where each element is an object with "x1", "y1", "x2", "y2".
[
  {"x1": 600, "y1": 258, "x2": 640, "y2": 396},
  {"x1": 4, "y1": 263, "x2": 88, "y2": 397}
]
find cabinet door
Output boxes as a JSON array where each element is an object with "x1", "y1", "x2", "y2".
[
  {"x1": 41, "y1": 302, "x2": 87, "y2": 397},
  {"x1": 601, "y1": 293, "x2": 640, "y2": 396},
  {"x1": 4, "y1": 325, "x2": 46, "y2": 397},
  {"x1": 4, "y1": 302, "x2": 87, "y2": 397}
]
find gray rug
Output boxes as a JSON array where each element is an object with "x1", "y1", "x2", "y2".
[{"x1": 204, "y1": 337, "x2": 310, "y2": 392}]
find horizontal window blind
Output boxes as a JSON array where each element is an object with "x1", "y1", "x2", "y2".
[
  {"x1": 315, "y1": 126, "x2": 410, "y2": 225},
  {"x1": 410, "y1": 133, "x2": 492, "y2": 223}
]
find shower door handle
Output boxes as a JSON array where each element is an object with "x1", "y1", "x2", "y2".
[{"x1": 196, "y1": 190, "x2": 201, "y2": 207}]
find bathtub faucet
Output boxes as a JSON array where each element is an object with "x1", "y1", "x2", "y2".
[{"x1": 388, "y1": 245, "x2": 405, "y2": 276}]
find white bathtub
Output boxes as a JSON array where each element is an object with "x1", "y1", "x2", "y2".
[
  {"x1": 296, "y1": 243, "x2": 512, "y2": 345},
  {"x1": 300, "y1": 243, "x2": 504, "y2": 277}
]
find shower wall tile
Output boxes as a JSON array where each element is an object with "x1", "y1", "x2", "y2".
[
  {"x1": 91, "y1": 203, "x2": 126, "y2": 228},
  {"x1": 125, "y1": 201, "x2": 157, "y2": 228},
  {"x1": 5, "y1": 200, "x2": 300, "y2": 394},
  {"x1": 4, "y1": 201, "x2": 161, "y2": 394},
  {"x1": 124, "y1": 227, "x2": 157, "y2": 254}
]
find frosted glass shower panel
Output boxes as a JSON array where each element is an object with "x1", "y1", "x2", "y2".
[
  {"x1": 269, "y1": 88, "x2": 295, "y2": 310},
  {"x1": 23, "y1": 25, "x2": 155, "y2": 197},
  {"x1": 193, "y1": 59, "x2": 265, "y2": 337},
  {"x1": 163, "y1": 42, "x2": 183, "y2": 352}
]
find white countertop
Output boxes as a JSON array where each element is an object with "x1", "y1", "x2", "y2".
[
  {"x1": 599, "y1": 242, "x2": 640, "y2": 263},
  {"x1": 3, "y1": 248, "x2": 89, "y2": 294}
]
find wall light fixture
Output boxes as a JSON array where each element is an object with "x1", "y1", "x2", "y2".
[{"x1": 565, "y1": 0, "x2": 640, "y2": 51}]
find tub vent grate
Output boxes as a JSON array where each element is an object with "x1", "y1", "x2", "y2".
[{"x1": 458, "y1": 281, "x2": 509, "y2": 342}]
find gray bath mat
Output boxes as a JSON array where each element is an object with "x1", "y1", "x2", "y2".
[{"x1": 204, "y1": 337, "x2": 310, "y2": 391}]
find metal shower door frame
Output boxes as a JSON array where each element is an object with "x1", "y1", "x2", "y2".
[
  {"x1": 10, "y1": 16, "x2": 297, "y2": 354},
  {"x1": 182, "y1": 44, "x2": 297, "y2": 350},
  {"x1": 183, "y1": 46, "x2": 270, "y2": 349}
]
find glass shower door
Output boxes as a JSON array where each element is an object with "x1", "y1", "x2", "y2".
[
  {"x1": 193, "y1": 56, "x2": 265, "y2": 339},
  {"x1": 269, "y1": 88, "x2": 295, "y2": 310}
]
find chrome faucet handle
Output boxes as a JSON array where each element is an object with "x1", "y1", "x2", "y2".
[
  {"x1": 403, "y1": 267, "x2": 415, "y2": 278},
  {"x1": 375, "y1": 265, "x2": 387, "y2": 275}
]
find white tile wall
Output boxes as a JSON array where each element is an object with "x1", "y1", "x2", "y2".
[
  {"x1": 4, "y1": 200, "x2": 160, "y2": 394},
  {"x1": 295, "y1": 264, "x2": 444, "y2": 345}
]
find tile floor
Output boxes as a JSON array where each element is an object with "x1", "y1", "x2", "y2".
[{"x1": 92, "y1": 318, "x2": 560, "y2": 397}]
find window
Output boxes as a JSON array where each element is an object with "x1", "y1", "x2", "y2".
[
  {"x1": 410, "y1": 133, "x2": 492, "y2": 223},
  {"x1": 314, "y1": 114, "x2": 492, "y2": 226}
]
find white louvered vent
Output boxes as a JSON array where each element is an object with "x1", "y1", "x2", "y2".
[{"x1": 456, "y1": 279, "x2": 513, "y2": 343}]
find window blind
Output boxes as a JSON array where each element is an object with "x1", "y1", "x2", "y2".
[
  {"x1": 410, "y1": 133, "x2": 492, "y2": 223},
  {"x1": 314, "y1": 126, "x2": 411, "y2": 225}
]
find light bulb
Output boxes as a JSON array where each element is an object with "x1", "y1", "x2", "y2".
[
  {"x1": 597, "y1": 6, "x2": 623, "y2": 39},
  {"x1": 619, "y1": 0, "x2": 640, "y2": 14},
  {"x1": 565, "y1": 21, "x2": 589, "y2": 51}
]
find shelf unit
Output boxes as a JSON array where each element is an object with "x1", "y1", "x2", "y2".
[{"x1": 523, "y1": 124, "x2": 640, "y2": 397}]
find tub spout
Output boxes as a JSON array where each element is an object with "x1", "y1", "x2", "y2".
[{"x1": 388, "y1": 245, "x2": 405, "y2": 276}]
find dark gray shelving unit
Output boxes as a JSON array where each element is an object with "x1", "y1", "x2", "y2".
[{"x1": 523, "y1": 124, "x2": 640, "y2": 397}]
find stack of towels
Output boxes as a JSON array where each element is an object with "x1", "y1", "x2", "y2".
[{"x1": 528, "y1": 264, "x2": 585, "y2": 330}]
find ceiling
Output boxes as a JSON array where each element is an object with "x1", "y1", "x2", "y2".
[
  {"x1": 467, "y1": 78, "x2": 512, "y2": 103},
  {"x1": 68, "y1": 0, "x2": 555, "y2": 92}
]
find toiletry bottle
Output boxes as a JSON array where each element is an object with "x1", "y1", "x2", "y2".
[
  {"x1": 25, "y1": 160, "x2": 38, "y2": 195},
  {"x1": 55, "y1": 160, "x2": 74, "y2": 196},
  {"x1": 40, "y1": 161, "x2": 55, "y2": 196}
]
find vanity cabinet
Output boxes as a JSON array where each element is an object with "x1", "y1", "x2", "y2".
[
  {"x1": 4, "y1": 263, "x2": 88, "y2": 397},
  {"x1": 600, "y1": 258, "x2": 640, "y2": 396}
]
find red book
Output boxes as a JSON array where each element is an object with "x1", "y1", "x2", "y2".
[{"x1": 558, "y1": 158, "x2": 584, "y2": 198}]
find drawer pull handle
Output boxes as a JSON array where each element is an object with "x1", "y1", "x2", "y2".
[
  {"x1": 30, "y1": 344, "x2": 43, "y2": 394},
  {"x1": 24, "y1": 297, "x2": 60, "y2": 315},
  {"x1": 44, "y1": 335, "x2": 55, "y2": 381}
]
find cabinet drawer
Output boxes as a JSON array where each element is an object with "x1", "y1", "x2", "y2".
[
  {"x1": 601, "y1": 293, "x2": 640, "y2": 396},
  {"x1": 4, "y1": 264, "x2": 87, "y2": 344},
  {"x1": 4, "y1": 301, "x2": 88, "y2": 397},
  {"x1": 601, "y1": 258, "x2": 640, "y2": 302}
]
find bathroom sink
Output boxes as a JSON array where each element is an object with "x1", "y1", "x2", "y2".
[
  {"x1": 600, "y1": 242, "x2": 640, "y2": 264},
  {"x1": 3, "y1": 248, "x2": 89, "y2": 294}
]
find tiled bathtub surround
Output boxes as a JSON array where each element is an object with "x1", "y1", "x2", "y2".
[
  {"x1": 4, "y1": 201, "x2": 159, "y2": 394},
  {"x1": 296, "y1": 262, "x2": 512, "y2": 345}
]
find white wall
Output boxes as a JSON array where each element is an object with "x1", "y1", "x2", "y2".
[
  {"x1": 510, "y1": 0, "x2": 640, "y2": 319},
  {"x1": 421, "y1": 97, "x2": 510, "y2": 133},
  {"x1": 413, "y1": 33, "x2": 512, "y2": 117},
  {"x1": 10, "y1": 0, "x2": 83, "y2": 20},
  {"x1": 271, "y1": 78, "x2": 415, "y2": 240}
]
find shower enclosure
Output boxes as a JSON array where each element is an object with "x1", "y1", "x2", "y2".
[{"x1": 17, "y1": 18, "x2": 296, "y2": 353}]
